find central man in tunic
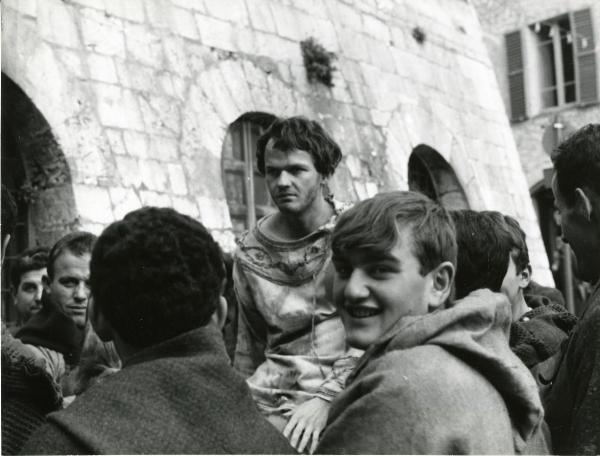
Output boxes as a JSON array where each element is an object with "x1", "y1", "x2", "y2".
[{"x1": 233, "y1": 116, "x2": 360, "y2": 454}]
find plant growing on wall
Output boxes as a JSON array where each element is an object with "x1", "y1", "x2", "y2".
[{"x1": 300, "y1": 38, "x2": 336, "y2": 88}]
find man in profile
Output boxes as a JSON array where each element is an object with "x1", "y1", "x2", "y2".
[
  {"x1": 22, "y1": 207, "x2": 293, "y2": 454},
  {"x1": 544, "y1": 124, "x2": 600, "y2": 455}
]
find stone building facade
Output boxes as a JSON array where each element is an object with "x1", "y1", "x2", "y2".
[
  {"x1": 1, "y1": 0, "x2": 554, "y2": 319},
  {"x1": 473, "y1": 0, "x2": 599, "y2": 312}
]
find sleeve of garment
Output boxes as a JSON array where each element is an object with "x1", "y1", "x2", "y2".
[
  {"x1": 569, "y1": 307, "x2": 600, "y2": 455},
  {"x1": 19, "y1": 421, "x2": 88, "y2": 455},
  {"x1": 315, "y1": 347, "x2": 363, "y2": 401},
  {"x1": 232, "y1": 260, "x2": 268, "y2": 378}
]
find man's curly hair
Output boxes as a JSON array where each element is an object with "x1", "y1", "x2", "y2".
[
  {"x1": 256, "y1": 116, "x2": 342, "y2": 177},
  {"x1": 10, "y1": 246, "x2": 49, "y2": 290},
  {"x1": 90, "y1": 207, "x2": 225, "y2": 348}
]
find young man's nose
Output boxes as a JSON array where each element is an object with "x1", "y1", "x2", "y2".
[
  {"x1": 344, "y1": 270, "x2": 370, "y2": 300},
  {"x1": 276, "y1": 171, "x2": 292, "y2": 187},
  {"x1": 35, "y1": 286, "x2": 43, "y2": 301}
]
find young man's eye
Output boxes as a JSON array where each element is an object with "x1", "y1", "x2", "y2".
[
  {"x1": 59, "y1": 278, "x2": 78, "y2": 287},
  {"x1": 334, "y1": 264, "x2": 352, "y2": 279},
  {"x1": 21, "y1": 283, "x2": 37, "y2": 293},
  {"x1": 368, "y1": 265, "x2": 394, "y2": 278}
]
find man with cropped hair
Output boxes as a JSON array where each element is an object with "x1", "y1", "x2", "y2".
[
  {"x1": 234, "y1": 116, "x2": 360, "y2": 453},
  {"x1": 22, "y1": 207, "x2": 292, "y2": 455},
  {"x1": 544, "y1": 123, "x2": 600, "y2": 454},
  {"x1": 451, "y1": 210, "x2": 576, "y2": 371},
  {"x1": 10, "y1": 247, "x2": 49, "y2": 329},
  {"x1": 316, "y1": 191, "x2": 548, "y2": 454}
]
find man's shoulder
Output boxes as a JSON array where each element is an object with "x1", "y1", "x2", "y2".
[{"x1": 20, "y1": 419, "x2": 89, "y2": 455}]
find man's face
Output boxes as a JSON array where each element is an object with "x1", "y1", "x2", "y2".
[
  {"x1": 264, "y1": 141, "x2": 324, "y2": 216},
  {"x1": 45, "y1": 251, "x2": 91, "y2": 329},
  {"x1": 13, "y1": 268, "x2": 46, "y2": 322},
  {"x1": 552, "y1": 174, "x2": 600, "y2": 282},
  {"x1": 332, "y1": 227, "x2": 431, "y2": 350},
  {"x1": 500, "y1": 254, "x2": 529, "y2": 317}
]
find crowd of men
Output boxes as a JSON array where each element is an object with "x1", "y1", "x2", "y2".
[{"x1": 1, "y1": 118, "x2": 599, "y2": 455}]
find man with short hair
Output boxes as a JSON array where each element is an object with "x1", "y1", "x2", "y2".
[
  {"x1": 234, "y1": 116, "x2": 359, "y2": 453},
  {"x1": 10, "y1": 247, "x2": 49, "y2": 329},
  {"x1": 451, "y1": 210, "x2": 576, "y2": 369},
  {"x1": 316, "y1": 191, "x2": 548, "y2": 454},
  {"x1": 544, "y1": 123, "x2": 600, "y2": 455},
  {"x1": 22, "y1": 207, "x2": 293, "y2": 454},
  {"x1": 16, "y1": 232, "x2": 96, "y2": 371}
]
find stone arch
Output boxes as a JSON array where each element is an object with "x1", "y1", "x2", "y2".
[
  {"x1": 1, "y1": 73, "x2": 77, "y2": 248},
  {"x1": 383, "y1": 103, "x2": 486, "y2": 209},
  {"x1": 408, "y1": 144, "x2": 470, "y2": 209}
]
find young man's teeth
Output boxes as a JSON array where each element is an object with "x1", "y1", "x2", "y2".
[{"x1": 349, "y1": 307, "x2": 377, "y2": 318}]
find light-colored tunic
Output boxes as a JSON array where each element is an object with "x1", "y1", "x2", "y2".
[{"x1": 233, "y1": 202, "x2": 361, "y2": 425}]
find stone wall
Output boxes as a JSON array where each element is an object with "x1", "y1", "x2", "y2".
[{"x1": 2, "y1": 0, "x2": 553, "y2": 284}]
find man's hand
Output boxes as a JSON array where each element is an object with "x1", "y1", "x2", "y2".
[{"x1": 283, "y1": 397, "x2": 331, "y2": 454}]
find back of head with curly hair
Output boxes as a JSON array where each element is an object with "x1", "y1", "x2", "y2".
[{"x1": 90, "y1": 207, "x2": 225, "y2": 348}]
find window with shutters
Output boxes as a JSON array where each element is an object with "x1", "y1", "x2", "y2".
[
  {"x1": 221, "y1": 113, "x2": 277, "y2": 236},
  {"x1": 505, "y1": 8, "x2": 598, "y2": 121}
]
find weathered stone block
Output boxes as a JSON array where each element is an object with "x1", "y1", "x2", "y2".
[
  {"x1": 170, "y1": 6, "x2": 200, "y2": 40},
  {"x1": 4, "y1": 0, "x2": 37, "y2": 17},
  {"x1": 105, "y1": 0, "x2": 145, "y2": 22},
  {"x1": 73, "y1": 184, "x2": 114, "y2": 224},
  {"x1": 247, "y1": 0, "x2": 277, "y2": 33},
  {"x1": 123, "y1": 131, "x2": 149, "y2": 158},
  {"x1": 115, "y1": 156, "x2": 142, "y2": 187},
  {"x1": 204, "y1": 0, "x2": 248, "y2": 25},
  {"x1": 38, "y1": 0, "x2": 80, "y2": 48},
  {"x1": 162, "y1": 36, "x2": 192, "y2": 77},
  {"x1": 105, "y1": 129, "x2": 127, "y2": 156},
  {"x1": 168, "y1": 163, "x2": 188, "y2": 195},
  {"x1": 195, "y1": 14, "x2": 237, "y2": 52},
  {"x1": 172, "y1": 196, "x2": 200, "y2": 218},
  {"x1": 138, "y1": 94, "x2": 182, "y2": 137},
  {"x1": 80, "y1": 8, "x2": 126, "y2": 58},
  {"x1": 255, "y1": 31, "x2": 302, "y2": 63},
  {"x1": 140, "y1": 159, "x2": 169, "y2": 192},
  {"x1": 139, "y1": 190, "x2": 173, "y2": 207},
  {"x1": 362, "y1": 13, "x2": 391, "y2": 42},
  {"x1": 170, "y1": 0, "x2": 205, "y2": 12},
  {"x1": 148, "y1": 135, "x2": 179, "y2": 161},
  {"x1": 124, "y1": 23, "x2": 165, "y2": 67},
  {"x1": 219, "y1": 61, "x2": 254, "y2": 114},
  {"x1": 88, "y1": 54, "x2": 118, "y2": 83},
  {"x1": 211, "y1": 229, "x2": 237, "y2": 253},
  {"x1": 94, "y1": 83, "x2": 145, "y2": 130},
  {"x1": 109, "y1": 187, "x2": 142, "y2": 219},
  {"x1": 196, "y1": 196, "x2": 232, "y2": 230},
  {"x1": 269, "y1": 3, "x2": 304, "y2": 41},
  {"x1": 145, "y1": 0, "x2": 171, "y2": 28},
  {"x1": 198, "y1": 67, "x2": 240, "y2": 123},
  {"x1": 55, "y1": 49, "x2": 85, "y2": 78}
]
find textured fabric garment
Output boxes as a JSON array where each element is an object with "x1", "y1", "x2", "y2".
[
  {"x1": 1, "y1": 325, "x2": 63, "y2": 455},
  {"x1": 316, "y1": 290, "x2": 549, "y2": 455},
  {"x1": 511, "y1": 293, "x2": 577, "y2": 368},
  {"x1": 233, "y1": 201, "x2": 361, "y2": 423},
  {"x1": 15, "y1": 293, "x2": 85, "y2": 367},
  {"x1": 20, "y1": 324, "x2": 294, "y2": 455},
  {"x1": 543, "y1": 279, "x2": 600, "y2": 455}
]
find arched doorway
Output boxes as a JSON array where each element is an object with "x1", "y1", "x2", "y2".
[
  {"x1": 221, "y1": 112, "x2": 277, "y2": 236},
  {"x1": 408, "y1": 144, "x2": 469, "y2": 210},
  {"x1": 1, "y1": 73, "x2": 77, "y2": 321}
]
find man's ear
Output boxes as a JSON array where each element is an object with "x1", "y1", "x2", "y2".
[
  {"x1": 89, "y1": 297, "x2": 114, "y2": 342},
  {"x1": 519, "y1": 266, "x2": 531, "y2": 289},
  {"x1": 427, "y1": 261, "x2": 455, "y2": 312},
  {"x1": 575, "y1": 187, "x2": 593, "y2": 221},
  {"x1": 211, "y1": 296, "x2": 228, "y2": 330}
]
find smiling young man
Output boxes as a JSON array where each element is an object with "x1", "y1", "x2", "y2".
[
  {"x1": 543, "y1": 124, "x2": 600, "y2": 455},
  {"x1": 316, "y1": 191, "x2": 548, "y2": 454},
  {"x1": 9, "y1": 247, "x2": 49, "y2": 330},
  {"x1": 233, "y1": 116, "x2": 360, "y2": 453}
]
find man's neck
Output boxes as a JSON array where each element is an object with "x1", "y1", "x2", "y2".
[
  {"x1": 269, "y1": 197, "x2": 334, "y2": 240},
  {"x1": 513, "y1": 294, "x2": 531, "y2": 321}
]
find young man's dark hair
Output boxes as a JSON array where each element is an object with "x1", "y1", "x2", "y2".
[
  {"x1": 256, "y1": 116, "x2": 342, "y2": 177},
  {"x1": 333, "y1": 191, "x2": 457, "y2": 277},
  {"x1": 451, "y1": 210, "x2": 512, "y2": 299},
  {"x1": 21, "y1": 207, "x2": 293, "y2": 454},
  {"x1": 500, "y1": 213, "x2": 530, "y2": 274},
  {"x1": 10, "y1": 247, "x2": 49, "y2": 290},
  {"x1": 47, "y1": 231, "x2": 96, "y2": 279},
  {"x1": 552, "y1": 123, "x2": 600, "y2": 206},
  {"x1": 90, "y1": 206, "x2": 226, "y2": 348}
]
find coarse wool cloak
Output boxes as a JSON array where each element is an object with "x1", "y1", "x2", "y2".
[
  {"x1": 543, "y1": 279, "x2": 600, "y2": 455},
  {"x1": 20, "y1": 324, "x2": 295, "y2": 455},
  {"x1": 316, "y1": 289, "x2": 549, "y2": 455}
]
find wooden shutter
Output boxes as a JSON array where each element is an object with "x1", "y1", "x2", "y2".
[
  {"x1": 505, "y1": 30, "x2": 527, "y2": 121},
  {"x1": 571, "y1": 8, "x2": 598, "y2": 103}
]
